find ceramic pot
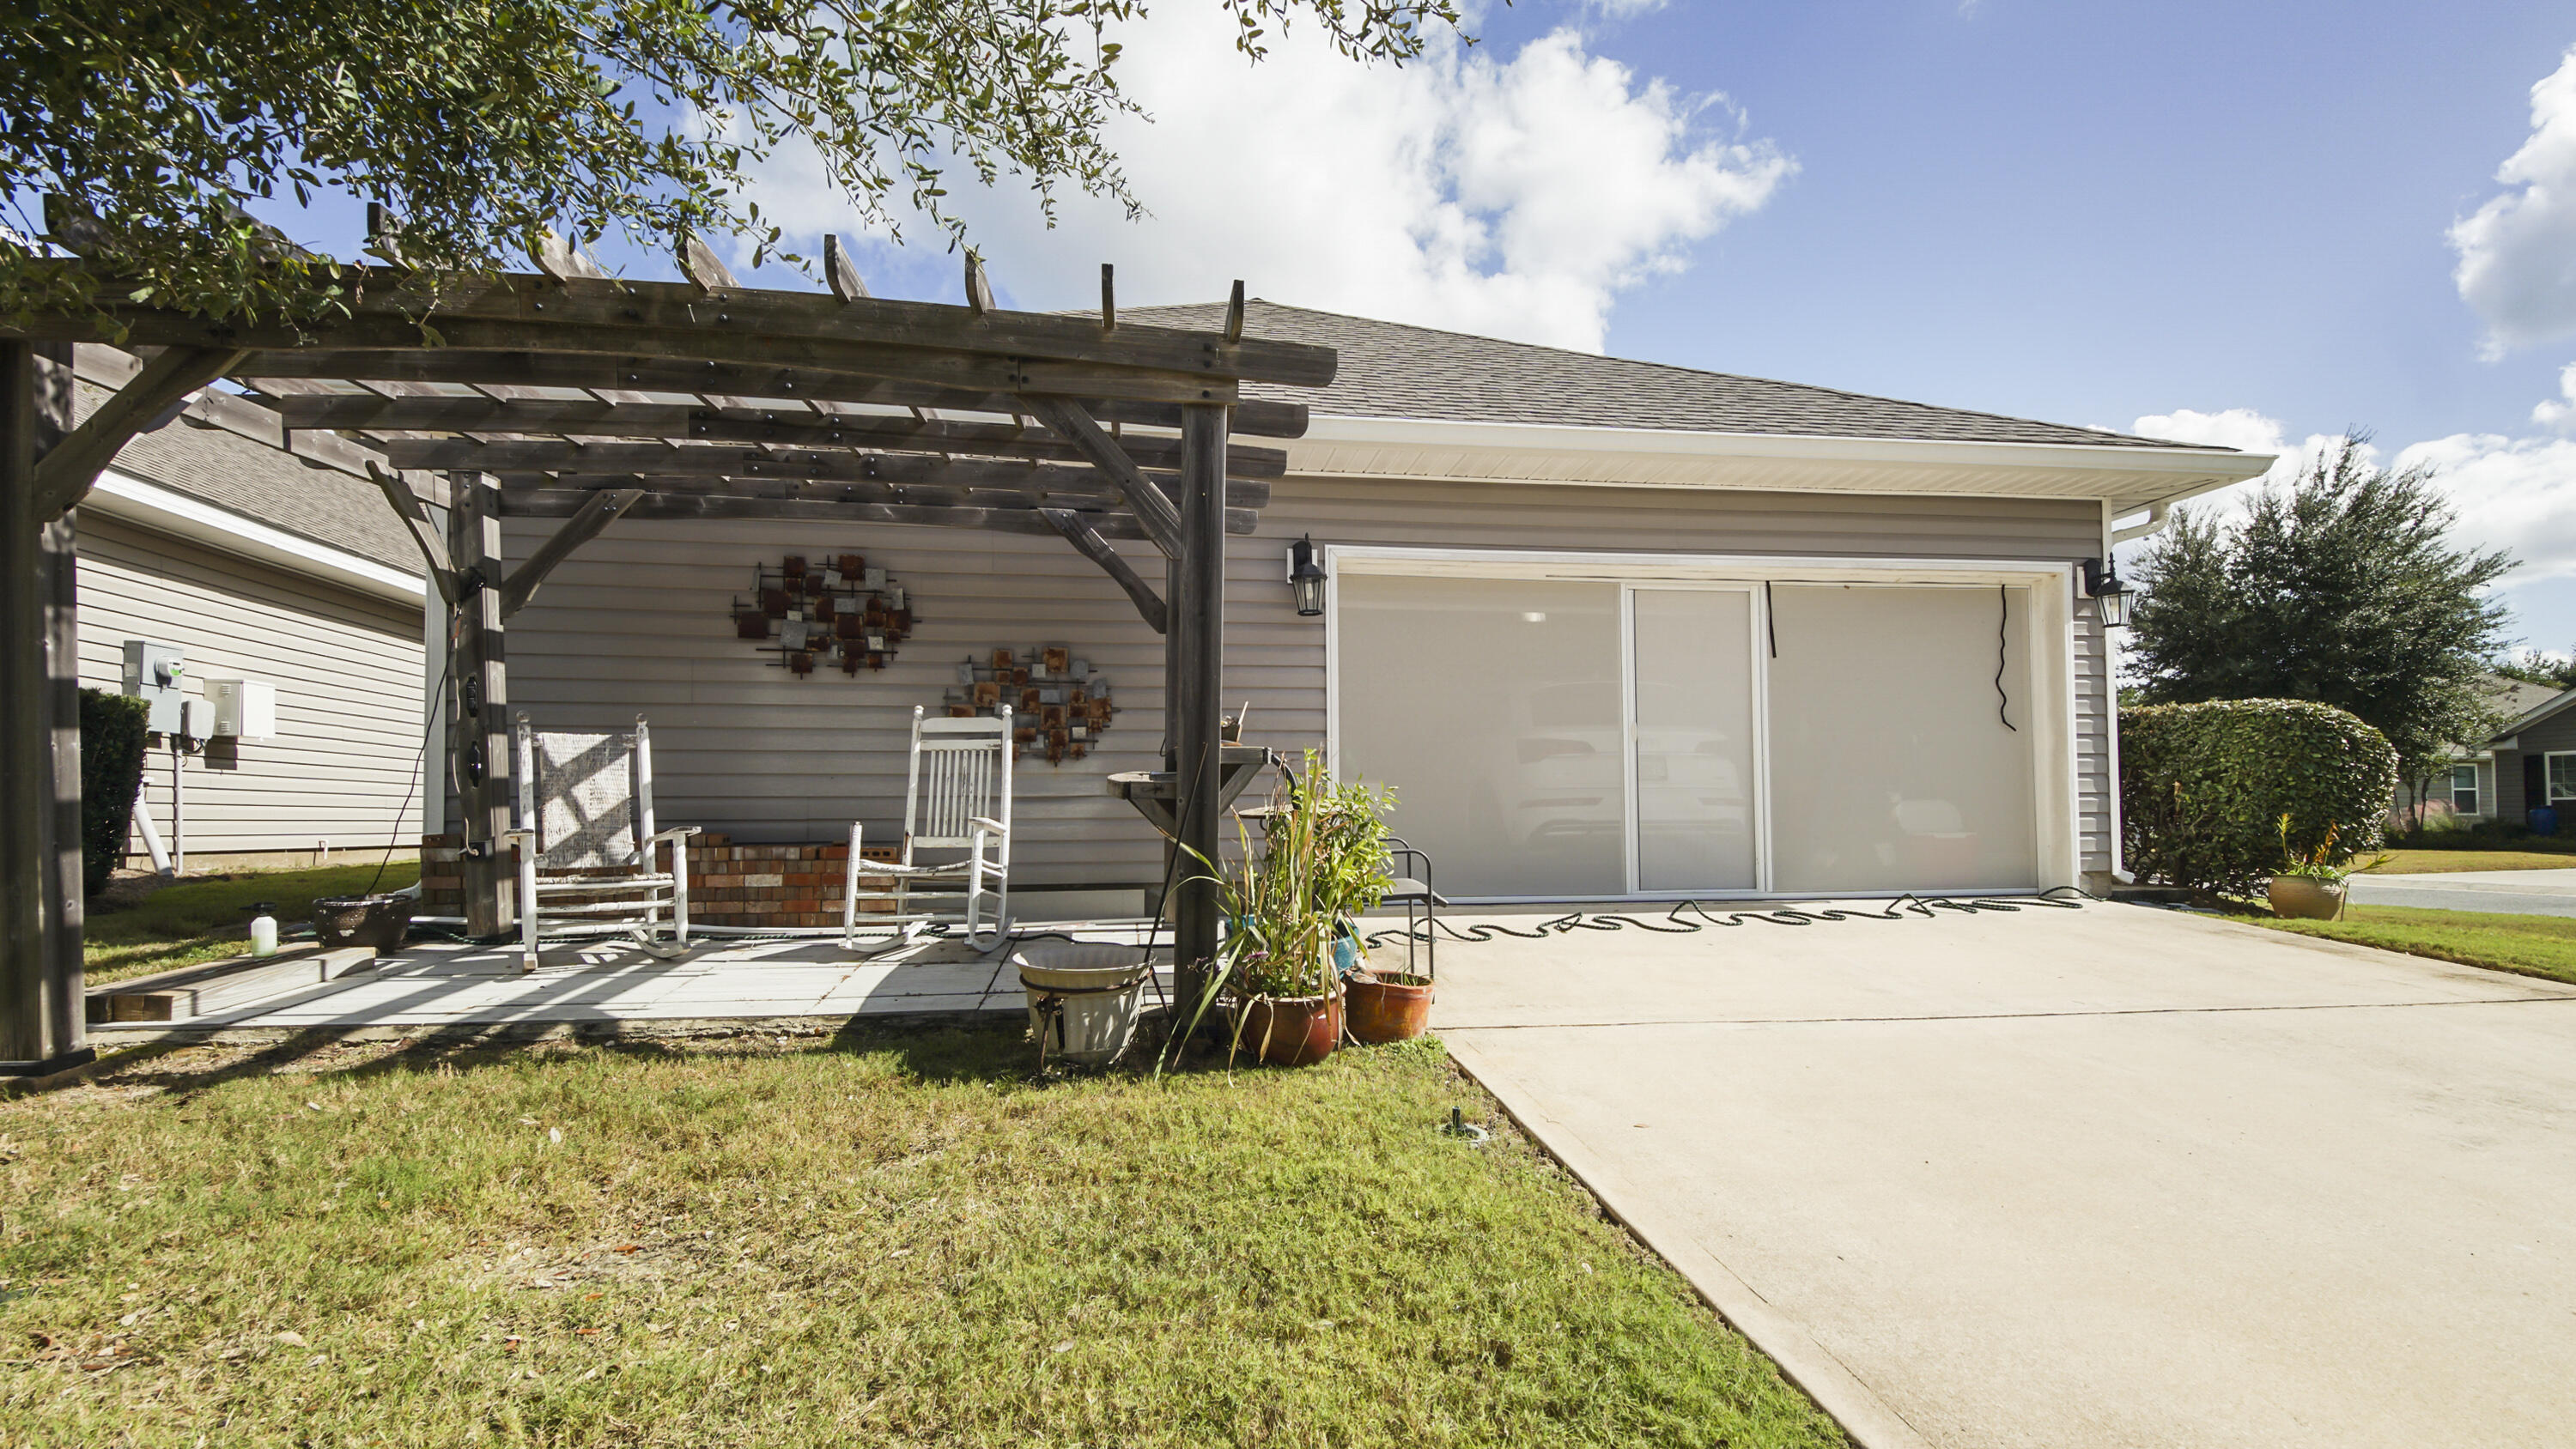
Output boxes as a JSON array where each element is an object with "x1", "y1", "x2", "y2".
[
  {"x1": 1345, "y1": 972, "x2": 1433, "y2": 1044},
  {"x1": 1012, "y1": 943, "x2": 1152, "y2": 1069},
  {"x1": 313, "y1": 894, "x2": 416, "y2": 951},
  {"x1": 1235, "y1": 993, "x2": 1342, "y2": 1067},
  {"x1": 2267, "y1": 876, "x2": 2345, "y2": 920}
]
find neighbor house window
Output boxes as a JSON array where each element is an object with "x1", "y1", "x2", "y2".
[
  {"x1": 2451, "y1": 764, "x2": 2480, "y2": 815},
  {"x1": 2550, "y1": 753, "x2": 2576, "y2": 803}
]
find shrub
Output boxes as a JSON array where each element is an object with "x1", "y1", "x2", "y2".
[
  {"x1": 2121, "y1": 699, "x2": 2397, "y2": 898},
  {"x1": 79, "y1": 688, "x2": 151, "y2": 895}
]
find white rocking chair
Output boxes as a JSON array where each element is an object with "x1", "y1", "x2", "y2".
[
  {"x1": 507, "y1": 712, "x2": 699, "y2": 973},
  {"x1": 841, "y1": 706, "x2": 1012, "y2": 950}
]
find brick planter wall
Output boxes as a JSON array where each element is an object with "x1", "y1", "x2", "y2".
[{"x1": 420, "y1": 834, "x2": 901, "y2": 931}]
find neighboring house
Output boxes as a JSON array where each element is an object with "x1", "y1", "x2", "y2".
[
  {"x1": 492, "y1": 301, "x2": 2270, "y2": 906},
  {"x1": 68, "y1": 355, "x2": 428, "y2": 870},
  {"x1": 2423, "y1": 676, "x2": 2576, "y2": 828}
]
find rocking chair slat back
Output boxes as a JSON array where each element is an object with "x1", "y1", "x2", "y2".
[{"x1": 903, "y1": 709, "x2": 1010, "y2": 854}]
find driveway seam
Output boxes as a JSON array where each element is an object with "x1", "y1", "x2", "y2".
[{"x1": 1447, "y1": 1032, "x2": 1937, "y2": 1449}]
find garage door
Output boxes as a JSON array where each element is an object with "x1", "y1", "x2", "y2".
[{"x1": 1336, "y1": 572, "x2": 2039, "y2": 899}]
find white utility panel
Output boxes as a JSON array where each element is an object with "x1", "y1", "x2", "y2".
[{"x1": 206, "y1": 678, "x2": 277, "y2": 741}]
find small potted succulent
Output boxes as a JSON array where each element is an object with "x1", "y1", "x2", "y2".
[{"x1": 2267, "y1": 815, "x2": 2378, "y2": 920}]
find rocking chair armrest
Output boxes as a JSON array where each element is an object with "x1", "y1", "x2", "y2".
[
  {"x1": 968, "y1": 816, "x2": 1010, "y2": 838},
  {"x1": 650, "y1": 825, "x2": 702, "y2": 845}
]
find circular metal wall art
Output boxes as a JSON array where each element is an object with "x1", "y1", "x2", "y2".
[{"x1": 947, "y1": 646, "x2": 1116, "y2": 765}]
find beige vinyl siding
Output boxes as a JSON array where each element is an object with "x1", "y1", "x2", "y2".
[
  {"x1": 76, "y1": 512, "x2": 428, "y2": 861},
  {"x1": 501, "y1": 476, "x2": 2113, "y2": 889}
]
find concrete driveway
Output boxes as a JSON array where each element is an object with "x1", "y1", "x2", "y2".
[
  {"x1": 2351, "y1": 866, "x2": 2576, "y2": 918},
  {"x1": 1430, "y1": 900, "x2": 2576, "y2": 1449}
]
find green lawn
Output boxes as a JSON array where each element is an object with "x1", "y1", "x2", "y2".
[
  {"x1": 83, "y1": 861, "x2": 422, "y2": 985},
  {"x1": 2361, "y1": 848, "x2": 2576, "y2": 875},
  {"x1": 2248, "y1": 903, "x2": 2576, "y2": 987},
  {"x1": 0, "y1": 1025, "x2": 1847, "y2": 1448}
]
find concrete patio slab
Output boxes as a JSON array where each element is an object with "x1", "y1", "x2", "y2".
[
  {"x1": 1432, "y1": 900, "x2": 2576, "y2": 1449},
  {"x1": 91, "y1": 927, "x2": 1161, "y2": 1041}
]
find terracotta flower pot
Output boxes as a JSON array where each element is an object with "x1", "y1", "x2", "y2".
[
  {"x1": 1345, "y1": 972, "x2": 1433, "y2": 1045},
  {"x1": 1234, "y1": 993, "x2": 1342, "y2": 1067},
  {"x1": 2268, "y1": 876, "x2": 2346, "y2": 920}
]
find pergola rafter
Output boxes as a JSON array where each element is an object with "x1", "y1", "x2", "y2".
[{"x1": 0, "y1": 227, "x2": 1335, "y2": 1070}]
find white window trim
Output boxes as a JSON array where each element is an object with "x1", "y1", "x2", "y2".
[
  {"x1": 2546, "y1": 751, "x2": 2576, "y2": 804},
  {"x1": 2451, "y1": 763, "x2": 2482, "y2": 816},
  {"x1": 1322, "y1": 546, "x2": 2083, "y2": 900}
]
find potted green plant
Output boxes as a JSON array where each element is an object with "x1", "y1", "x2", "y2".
[
  {"x1": 2268, "y1": 815, "x2": 2380, "y2": 920},
  {"x1": 1180, "y1": 754, "x2": 1397, "y2": 1066}
]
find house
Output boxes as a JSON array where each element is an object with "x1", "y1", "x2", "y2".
[
  {"x1": 489, "y1": 301, "x2": 2271, "y2": 907},
  {"x1": 2425, "y1": 676, "x2": 2576, "y2": 828},
  {"x1": 67, "y1": 352, "x2": 428, "y2": 872}
]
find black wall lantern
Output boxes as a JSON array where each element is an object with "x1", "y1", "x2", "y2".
[
  {"x1": 2081, "y1": 557, "x2": 2134, "y2": 629},
  {"x1": 1285, "y1": 535, "x2": 1327, "y2": 618}
]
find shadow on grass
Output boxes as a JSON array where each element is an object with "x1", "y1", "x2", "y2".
[{"x1": 89, "y1": 1008, "x2": 1288, "y2": 1102}]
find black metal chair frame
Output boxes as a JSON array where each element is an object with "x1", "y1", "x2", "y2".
[{"x1": 1379, "y1": 834, "x2": 1446, "y2": 980}]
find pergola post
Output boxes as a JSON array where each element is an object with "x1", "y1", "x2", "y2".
[
  {"x1": 447, "y1": 470, "x2": 517, "y2": 937},
  {"x1": 1170, "y1": 403, "x2": 1230, "y2": 1022},
  {"x1": 1, "y1": 341, "x2": 91, "y2": 1074}
]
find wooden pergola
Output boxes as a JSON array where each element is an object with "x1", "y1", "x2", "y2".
[{"x1": 0, "y1": 231, "x2": 1336, "y2": 1074}]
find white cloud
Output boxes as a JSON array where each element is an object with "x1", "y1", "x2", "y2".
[
  {"x1": 2451, "y1": 45, "x2": 2576, "y2": 352},
  {"x1": 2533, "y1": 362, "x2": 2576, "y2": 431},
  {"x1": 2130, "y1": 406, "x2": 2293, "y2": 460},
  {"x1": 735, "y1": 13, "x2": 1791, "y2": 351},
  {"x1": 2393, "y1": 432, "x2": 2576, "y2": 583},
  {"x1": 2123, "y1": 398, "x2": 2576, "y2": 587},
  {"x1": 2123, "y1": 408, "x2": 2331, "y2": 533}
]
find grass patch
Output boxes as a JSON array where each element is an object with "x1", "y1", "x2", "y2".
[
  {"x1": 2247, "y1": 902, "x2": 2576, "y2": 987},
  {"x1": 2361, "y1": 848, "x2": 2576, "y2": 875},
  {"x1": 0, "y1": 1025, "x2": 1846, "y2": 1448},
  {"x1": 83, "y1": 862, "x2": 422, "y2": 985}
]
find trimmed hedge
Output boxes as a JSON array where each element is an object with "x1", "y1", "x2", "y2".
[
  {"x1": 2120, "y1": 699, "x2": 2397, "y2": 899},
  {"x1": 80, "y1": 688, "x2": 151, "y2": 895}
]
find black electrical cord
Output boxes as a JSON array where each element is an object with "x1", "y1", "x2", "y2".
[
  {"x1": 1358, "y1": 885, "x2": 2094, "y2": 950},
  {"x1": 368, "y1": 649, "x2": 453, "y2": 896},
  {"x1": 1995, "y1": 584, "x2": 2017, "y2": 732}
]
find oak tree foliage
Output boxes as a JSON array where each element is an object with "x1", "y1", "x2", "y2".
[
  {"x1": 0, "y1": 0, "x2": 1461, "y2": 327},
  {"x1": 2128, "y1": 433, "x2": 2515, "y2": 785}
]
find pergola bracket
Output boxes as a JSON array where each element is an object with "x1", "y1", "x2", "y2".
[
  {"x1": 1025, "y1": 397, "x2": 1186, "y2": 557},
  {"x1": 33, "y1": 346, "x2": 246, "y2": 516},
  {"x1": 1040, "y1": 507, "x2": 1169, "y2": 634},
  {"x1": 368, "y1": 462, "x2": 460, "y2": 607},
  {"x1": 501, "y1": 488, "x2": 642, "y2": 616}
]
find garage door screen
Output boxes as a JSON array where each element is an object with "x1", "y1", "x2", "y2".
[{"x1": 1340, "y1": 573, "x2": 2042, "y2": 898}]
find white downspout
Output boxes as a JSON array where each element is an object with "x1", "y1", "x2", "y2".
[{"x1": 2103, "y1": 500, "x2": 2135, "y2": 884}]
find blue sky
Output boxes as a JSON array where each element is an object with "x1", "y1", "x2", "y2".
[
  {"x1": 222, "y1": 2, "x2": 2576, "y2": 651},
  {"x1": 715, "y1": 1, "x2": 2576, "y2": 655}
]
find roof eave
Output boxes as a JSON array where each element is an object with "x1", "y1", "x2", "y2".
[{"x1": 1283, "y1": 414, "x2": 2274, "y2": 511}]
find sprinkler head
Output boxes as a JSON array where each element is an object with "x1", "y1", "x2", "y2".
[{"x1": 1441, "y1": 1106, "x2": 1491, "y2": 1145}]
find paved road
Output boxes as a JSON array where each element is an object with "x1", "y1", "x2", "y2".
[
  {"x1": 2350, "y1": 866, "x2": 2576, "y2": 917},
  {"x1": 1432, "y1": 901, "x2": 2576, "y2": 1449}
]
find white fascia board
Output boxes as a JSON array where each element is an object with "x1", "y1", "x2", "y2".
[
  {"x1": 1288, "y1": 413, "x2": 2276, "y2": 511},
  {"x1": 83, "y1": 469, "x2": 425, "y2": 603}
]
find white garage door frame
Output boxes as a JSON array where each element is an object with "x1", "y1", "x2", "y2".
[{"x1": 1323, "y1": 546, "x2": 2085, "y2": 900}]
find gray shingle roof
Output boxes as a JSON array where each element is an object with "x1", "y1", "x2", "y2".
[
  {"x1": 76, "y1": 381, "x2": 421, "y2": 575},
  {"x1": 1115, "y1": 300, "x2": 2201, "y2": 450}
]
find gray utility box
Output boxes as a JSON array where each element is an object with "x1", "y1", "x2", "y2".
[{"x1": 121, "y1": 640, "x2": 187, "y2": 735}]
